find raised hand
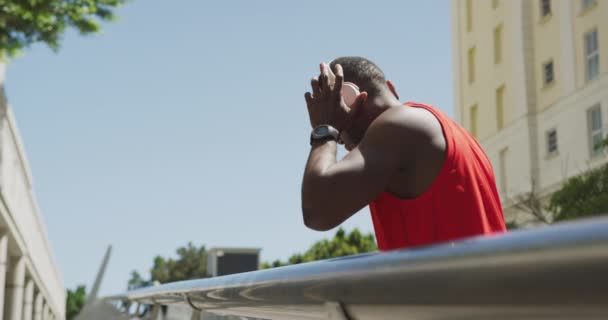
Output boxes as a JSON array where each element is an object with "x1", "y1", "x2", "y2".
[{"x1": 304, "y1": 63, "x2": 367, "y2": 131}]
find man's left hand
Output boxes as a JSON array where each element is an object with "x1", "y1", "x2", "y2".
[{"x1": 304, "y1": 63, "x2": 366, "y2": 131}]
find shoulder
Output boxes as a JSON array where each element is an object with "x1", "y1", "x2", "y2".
[{"x1": 366, "y1": 105, "x2": 443, "y2": 145}]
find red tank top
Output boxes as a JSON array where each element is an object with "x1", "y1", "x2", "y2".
[{"x1": 369, "y1": 102, "x2": 506, "y2": 250}]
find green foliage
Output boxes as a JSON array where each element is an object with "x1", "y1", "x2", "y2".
[
  {"x1": 66, "y1": 285, "x2": 86, "y2": 320},
  {"x1": 0, "y1": 0, "x2": 127, "y2": 57},
  {"x1": 546, "y1": 136, "x2": 608, "y2": 222},
  {"x1": 509, "y1": 136, "x2": 608, "y2": 227},
  {"x1": 127, "y1": 270, "x2": 146, "y2": 290},
  {"x1": 151, "y1": 242, "x2": 207, "y2": 283},
  {"x1": 261, "y1": 228, "x2": 377, "y2": 268},
  {"x1": 128, "y1": 242, "x2": 208, "y2": 288},
  {"x1": 549, "y1": 163, "x2": 608, "y2": 222},
  {"x1": 261, "y1": 259, "x2": 285, "y2": 269},
  {"x1": 130, "y1": 230, "x2": 375, "y2": 288}
]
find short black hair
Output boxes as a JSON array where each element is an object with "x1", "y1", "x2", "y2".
[{"x1": 330, "y1": 56, "x2": 386, "y2": 95}]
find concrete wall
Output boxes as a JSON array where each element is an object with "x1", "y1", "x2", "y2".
[
  {"x1": 537, "y1": 73, "x2": 608, "y2": 194},
  {"x1": 0, "y1": 62, "x2": 65, "y2": 319}
]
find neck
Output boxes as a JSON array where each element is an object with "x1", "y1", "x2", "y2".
[
  {"x1": 357, "y1": 100, "x2": 395, "y2": 128},
  {"x1": 368, "y1": 92, "x2": 402, "y2": 114}
]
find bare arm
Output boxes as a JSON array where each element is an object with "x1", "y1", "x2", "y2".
[
  {"x1": 301, "y1": 63, "x2": 418, "y2": 230},
  {"x1": 301, "y1": 115, "x2": 409, "y2": 230}
]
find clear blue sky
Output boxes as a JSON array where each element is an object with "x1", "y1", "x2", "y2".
[{"x1": 6, "y1": 0, "x2": 452, "y2": 295}]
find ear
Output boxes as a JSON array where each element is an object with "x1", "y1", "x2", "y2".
[{"x1": 386, "y1": 80, "x2": 399, "y2": 100}]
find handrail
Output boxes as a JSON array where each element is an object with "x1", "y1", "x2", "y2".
[{"x1": 107, "y1": 216, "x2": 608, "y2": 319}]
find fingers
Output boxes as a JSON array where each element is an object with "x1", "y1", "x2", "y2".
[
  {"x1": 311, "y1": 63, "x2": 344, "y2": 100},
  {"x1": 304, "y1": 92, "x2": 313, "y2": 105},
  {"x1": 333, "y1": 64, "x2": 343, "y2": 96},
  {"x1": 310, "y1": 77, "x2": 321, "y2": 97},
  {"x1": 319, "y1": 63, "x2": 330, "y2": 93}
]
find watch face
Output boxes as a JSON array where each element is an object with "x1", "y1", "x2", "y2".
[{"x1": 314, "y1": 126, "x2": 329, "y2": 136}]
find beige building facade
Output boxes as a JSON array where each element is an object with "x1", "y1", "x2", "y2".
[
  {"x1": 451, "y1": 0, "x2": 608, "y2": 224},
  {"x1": 0, "y1": 63, "x2": 65, "y2": 319}
]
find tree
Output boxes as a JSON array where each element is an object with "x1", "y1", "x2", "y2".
[
  {"x1": 549, "y1": 162, "x2": 608, "y2": 222},
  {"x1": 507, "y1": 136, "x2": 608, "y2": 227},
  {"x1": 510, "y1": 179, "x2": 552, "y2": 226},
  {"x1": 66, "y1": 285, "x2": 86, "y2": 320},
  {"x1": 261, "y1": 228, "x2": 377, "y2": 268},
  {"x1": 127, "y1": 270, "x2": 146, "y2": 291},
  {"x1": 547, "y1": 136, "x2": 608, "y2": 222},
  {"x1": 151, "y1": 242, "x2": 207, "y2": 283},
  {"x1": 0, "y1": 0, "x2": 127, "y2": 57},
  {"x1": 128, "y1": 242, "x2": 208, "y2": 289}
]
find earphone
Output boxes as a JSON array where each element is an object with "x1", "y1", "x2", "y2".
[{"x1": 324, "y1": 63, "x2": 361, "y2": 107}]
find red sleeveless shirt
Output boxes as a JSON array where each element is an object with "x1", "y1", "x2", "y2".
[{"x1": 369, "y1": 102, "x2": 506, "y2": 250}]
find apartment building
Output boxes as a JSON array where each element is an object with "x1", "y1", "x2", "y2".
[{"x1": 451, "y1": 0, "x2": 608, "y2": 223}]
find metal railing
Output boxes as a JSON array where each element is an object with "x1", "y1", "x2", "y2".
[{"x1": 104, "y1": 216, "x2": 608, "y2": 319}]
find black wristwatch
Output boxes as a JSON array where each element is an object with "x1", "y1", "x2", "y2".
[{"x1": 310, "y1": 125, "x2": 340, "y2": 146}]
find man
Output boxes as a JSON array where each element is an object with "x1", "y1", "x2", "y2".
[{"x1": 302, "y1": 56, "x2": 506, "y2": 250}]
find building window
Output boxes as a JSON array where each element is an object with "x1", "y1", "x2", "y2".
[
  {"x1": 493, "y1": 0, "x2": 500, "y2": 9},
  {"x1": 468, "y1": 47, "x2": 476, "y2": 83},
  {"x1": 541, "y1": 0, "x2": 551, "y2": 17},
  {"x1": 543, "y1": 60, "x2": 555, "y2": 86},
  {"x1": 585, "y1": 29, "x2": 599, "y2": 82},
  {"x1": 470, "y1": 104, "x2": 478, "y2": 137},
  {"x1": 466, "y1": 0, "x2": 473, "y2": 32},
  {"x1": 582, "y1": 0, "x2": 596, "y2": 10},
  {"x1": 546, "y1": 129, "x2": 558, "y2": 155},
  {"x1": 499, "y1": 147, "x2": 509, "y2": 193},
  {"x1": 494, "y1": 24, "x2": 503, "y2": 64},
  {"x1": 496, "y1": 85, "x2": 505, "y2": 130},
  {"x1": 588, "y1": 105, "x2": 604, "y2": 157}
]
